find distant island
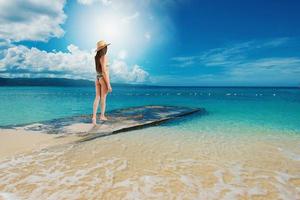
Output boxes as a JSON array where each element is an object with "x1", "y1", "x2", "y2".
[
  {"x1": 0, "y1": 77, "x2": 149, "y2": 87},
  {"x1": 0, "y1": 77, "x2": 94, "y2": 87}
]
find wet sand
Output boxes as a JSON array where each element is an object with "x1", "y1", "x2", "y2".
[{"x1": 0, "y1": 126, "x2": 300, "y2": 199}]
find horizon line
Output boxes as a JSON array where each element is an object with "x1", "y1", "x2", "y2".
[{"x1": 0, "y1": 77, "x2": 299, "y2": 88}]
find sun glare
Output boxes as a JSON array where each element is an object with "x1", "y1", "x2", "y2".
[
  {"x1": 72, "y1": 4, "x2": 157, "y2": 60},
  {"x1": 96, "y1": 13, "x2": 126, "y2": 46},
  {"x1": 76, "y1": 8, "x2": 138, "y2": 53}
]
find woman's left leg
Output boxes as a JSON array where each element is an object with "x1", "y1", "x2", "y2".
[{"x1": 99, "y1": 77, "x2": 108, "y2": 120}]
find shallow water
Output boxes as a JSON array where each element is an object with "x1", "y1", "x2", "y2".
[
  {"x1": 0, "y1": 86, "x2": 300, "y2": 134},
  {"x1": 0, "y1": 86, "x2": 300, "y2": 199}
]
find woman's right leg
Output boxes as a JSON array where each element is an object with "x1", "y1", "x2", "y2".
[
  {"x1": 99, "y1": 77, "x2": 108, "y2": 120},
  {"x1": 92, "y1": 79, "x2": 101, "y2": 124}
]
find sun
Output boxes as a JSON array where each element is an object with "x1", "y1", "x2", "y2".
[
  {"x1": 94, "y1": 12, "x2": 127, "y2": 47},
  {"x1": 70, "y1": 4, "x2": 157, "y2": 59},
  {"x1": 75, "y1": 8, "x2": 136, "y2": 53}
]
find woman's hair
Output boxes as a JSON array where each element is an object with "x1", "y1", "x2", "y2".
[{"x1": 95, "y1": 46, "x2": 107, "y2": 73}]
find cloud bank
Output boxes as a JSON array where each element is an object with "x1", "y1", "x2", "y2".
[
  {"x1": 0, "y1": 44, "x2": 149, "y2": 82},
  {"x1": 0, "y1": 0, "x2": 66, "y2": 42}
]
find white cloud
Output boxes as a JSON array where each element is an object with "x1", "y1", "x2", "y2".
[
  {"x1": 0, "y1": 39, "x2": 10, "y2": 48},
  {"x1": 77, "y1": 0, "x2": 94, "y2": 5},
  {"x1": 0, "y1": 0, "x2": 66, "y2": 42},
  {"x1": 171, "y1": 56, "x2": 198, "y2": 67},
  {"x1": 239, "y1": 57, "x2": 300, "y2": 69},
  {"x1": 230, "y1": 57, "x2": 300, "y2": 79},
  {"x1": 122, "y1": 12, "x2": 140, "y2": 23},
  {"x1": 77, "y1": 0, "x2": 112, "y2": 6},
  {"x1": 0, "y1": 44, "x2": 150, "y2": 83},
  {"x1": 0, "y1": 44, "x2": 93, "y2": 79},
  {"x1": 169, "y1": 38, "x2": 300, "y2": 85},
  {"x1": 171, "y1": 38, "x2": 293, "y2": 68},
  {"x1": 110, "y1": 60, "x2": 149, "y2": 83}
]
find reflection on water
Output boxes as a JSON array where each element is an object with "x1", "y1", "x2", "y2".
[{"x1": 0, "y1": 126, "x2": 299, "y2": 199}]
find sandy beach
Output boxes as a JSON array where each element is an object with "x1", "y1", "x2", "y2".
[
  {"x1": 0, "y1": 128, "x2": 80, "y2": 161},
  {"x1": 0, "y1": 125, "x2": 299, "y2": 199}
]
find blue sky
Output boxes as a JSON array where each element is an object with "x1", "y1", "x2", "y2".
[{"x1": 0, "y1": 0, "x2": 300, "y2": 86}]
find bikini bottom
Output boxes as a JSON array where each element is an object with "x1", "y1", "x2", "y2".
[{"x1": 96, "y1": 73, "x2": 103, "y2": 80}]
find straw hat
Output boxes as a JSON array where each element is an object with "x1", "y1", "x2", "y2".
[{"x1": 95, "y1": 40, "x2": 110, "y2": 52}]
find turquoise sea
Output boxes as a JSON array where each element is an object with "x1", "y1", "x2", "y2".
[
  {"x1": 1, "y1": 85, "x2": 300, "y2": 199},
  {"x1": 0, "y1": 86, "x2": 300, "y2": 135}
]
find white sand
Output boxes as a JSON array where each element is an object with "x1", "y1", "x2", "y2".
[
  {"x1": 0, "y1": 126, "x2": 300, "y2": 199},
  {"x1": 0, "y1": 129, "x2": 79, "y2": 160}
]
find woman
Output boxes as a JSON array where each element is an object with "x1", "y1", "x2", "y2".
[{"x1": 92, "y1": 40, "x2": 112, "y2": 125}]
